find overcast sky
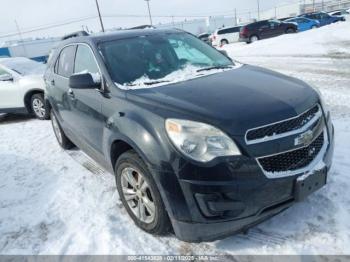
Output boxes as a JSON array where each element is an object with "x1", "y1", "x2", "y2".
[{"x1": 0, "y1": 0, "x2": 301, "y2": 41}]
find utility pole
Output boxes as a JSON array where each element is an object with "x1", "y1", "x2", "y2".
[
  {"x1": 145, "y1": 0, "x2": 153, "y2": 26},
  {"x1": 14, "y1": 20, "x2": 28, "y2": 57},
  {"x1": 95, "y1": 0, "x2": 105, "y2": 32},
  {"x1": 275, "y1": 6, "x2": 277, "y2": 18},
  {"x1": 257, "y1": 0, "x2": 260, "y2": 21},
  {"x1": 234, "y1": 8, "x2": 237, "y2": 26}
]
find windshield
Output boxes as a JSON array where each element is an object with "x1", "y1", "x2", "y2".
[
  {"x1": 0, "y1": 57, "x2": 46, "y2": 76},
  {"x1": 99, "y1": 32, "x2": 235, "y2": 88}
]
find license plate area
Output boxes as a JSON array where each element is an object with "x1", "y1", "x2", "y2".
[{"x1": 294, "y1": 168, "x2": 327, "y2": 202}]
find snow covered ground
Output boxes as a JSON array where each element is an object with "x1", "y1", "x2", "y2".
[{"x1": 1, "y1": 21, "x2": 350, "y2": 255}]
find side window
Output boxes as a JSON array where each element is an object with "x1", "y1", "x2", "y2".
[
  {"x1": 0, "y1": 67, "x2": 8, "y2": 76},
  {"x1": 74, "y1": 45, "x2": 100, "y2": 75},
  {"x1": 0, "y1": 67, "x2": 12, "y2": 81},
  {"x1": 56, "y1": 45, "x2": 76, "y2": 77}
]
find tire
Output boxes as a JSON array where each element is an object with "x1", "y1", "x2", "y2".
[
  {"x1": 31, "y1": 93, "x2": 50, "y2": 120},
  {"x1": 286, "y1": 28, "x2": 296, "y2": 34},
  {"x1": 249, "y1": 35, "x2": 259, "y2": 43},
  {"x1": 50, "y1": 111, "x2": 75, "y2": 150},
  {"x1": 220, "y1": 39, "x2": 229, "y2": 46},
  {"x1": 116, "y1": 150, "x2": 171, "y2": 235}
]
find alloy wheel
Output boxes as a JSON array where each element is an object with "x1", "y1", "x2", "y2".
[
  {"x1": 250, "y1": 36, "x2": 258, "y2": 43},
  {"x1": 121, "y1": 167, "x2": 156, "y2": 224},
  {"x1": 32, "y1": 98, "x2": 46, "y2": 118}
]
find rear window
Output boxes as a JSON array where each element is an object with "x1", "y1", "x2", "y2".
[
  {"x1": 218, "y1": 27, "x2": 241, "y2": 35},
  {"x1": 0, "y1": 58, "x2": 45, "y2": 76}
]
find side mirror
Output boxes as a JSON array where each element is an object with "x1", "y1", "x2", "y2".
[
  {"x1": 0, "y1": 74, "x2": 14, "y2": 82},
  {"x1": 69, "y1": 73, "x2": 101, "y2": 89}
]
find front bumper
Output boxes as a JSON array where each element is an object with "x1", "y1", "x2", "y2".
[{"x1": 157, "y1": 115, "x2": 334, "y2": 242}]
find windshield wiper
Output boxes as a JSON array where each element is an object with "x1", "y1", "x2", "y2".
[
  {"x1": 143, "y1": 80, "x2": 170, "y2": 85},
  {"x1": 196, "y1": 65, "x2": 233, "y2": 73}
]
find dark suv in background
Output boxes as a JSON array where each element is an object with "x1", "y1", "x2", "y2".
[
  {"x1": 44, "y1": 29, "x2": 334, "y2": 242},
  {"x1": 240, "y1": 20, "x2": 298, "y2": 43}
]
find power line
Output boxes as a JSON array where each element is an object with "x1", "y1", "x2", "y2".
[{"x1": 0, "y1": 16, "x2": 97, "y2": 39}]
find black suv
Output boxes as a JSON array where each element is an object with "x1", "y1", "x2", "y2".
[
  {"x1": 45, "y1": 29, "x2": 334, "y2": 242},
  {"x1": 240, "y1": 20, "x2": 298, "y2": 43}
]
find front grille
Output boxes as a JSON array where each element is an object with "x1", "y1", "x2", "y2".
[
  {"x1": 246, "y1": 105, "x2": 320, "y2": 142},
  {"x1": 258, "y1": 131, "x2": 324, "y2": 174}
]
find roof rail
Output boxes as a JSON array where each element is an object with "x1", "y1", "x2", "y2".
[
  {"x1": 61, "y1": 31, "x2": 89, "y2": 41},
  {"x1": 127, "y1": 25, "x2": 156, "y2": 30}
]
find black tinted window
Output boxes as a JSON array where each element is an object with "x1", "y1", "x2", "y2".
[
  {"x1": 74, "y1": 45, "x2": 99, "y2": 74},
  {"x1": 56, "y1": 45, "x2": 76, "y2": 77},
  {"x1": 218, "y1": 27, "x2": 240, "y2": 34},
  {"x1": 99, "y1": 33, "x2": 233, "y2": 86}
]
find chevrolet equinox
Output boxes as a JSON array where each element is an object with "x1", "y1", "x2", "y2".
[{"x1": 44, "y1": 29, "x2": 334, "y2": 242}]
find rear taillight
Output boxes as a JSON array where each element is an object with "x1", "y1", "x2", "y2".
[{"x1": 240, "y1": 27, "x2": 249, "y2": 36}]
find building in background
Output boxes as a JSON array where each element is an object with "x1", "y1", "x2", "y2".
[
  {"x1": 0, "y1": 38, "x2": 60, "y2": 62},
  {"x1": 156, "y1": 16, "x2": 241, "y2": 35},
  {"x1": 301, "y1": 0, "x2": 350, "y2": 13}
]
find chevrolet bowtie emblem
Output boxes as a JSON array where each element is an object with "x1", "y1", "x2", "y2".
[{"x1": 295, "y1": 130, "x2": 314, "y2": 147}]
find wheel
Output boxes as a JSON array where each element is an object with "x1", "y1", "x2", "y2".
[
  {"x1": 116, "y1": 150, "x2": 171, "y2": 235},
  {"x1": 249, "y1": 35, "x2": 259, "y2": 43},
  {"x1": 31, "y1": 93, "x2": 49, "y2": 120},
  {"x1": 50, "y1": 111, "x2": 75, "y2": 150},
  {"x1": 220, "y1": 39, "x2": 229, "y2": 46},
  {"x1": 286, "y1": 28, "x2": 296, "y2": 34}
]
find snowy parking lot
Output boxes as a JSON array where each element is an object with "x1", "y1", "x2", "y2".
[{"x1": 1, "y1": 21, "x2": 350, "y2": 255}]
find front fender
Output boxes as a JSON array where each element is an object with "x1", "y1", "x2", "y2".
[
  {"x1": 102, "y1": 110, "x2": 190, "y2": 221},
  {"x1": 103, "y1": 110, "x2": 172, "y2": 172}
]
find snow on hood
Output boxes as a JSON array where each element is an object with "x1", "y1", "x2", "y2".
[{"x1": 119, "y1": 63, "x2": 243, "y2": 90}]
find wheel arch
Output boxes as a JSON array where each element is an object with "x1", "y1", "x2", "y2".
[{"x1": 23, "y1": 89, "x2": 45, "y2": 113}]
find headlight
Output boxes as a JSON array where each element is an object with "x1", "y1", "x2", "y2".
[{"x1": 165, "y1": 119, "x2": 241, "y2": 162}]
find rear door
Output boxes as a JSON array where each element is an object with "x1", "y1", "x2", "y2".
[
  {"x1": 258, "y1": 21, "x2": 274, "y2": 39},
  {"x1": 0, "y1": 67, "x2": 21, "y2": 109},
  {"x1": 269, "y1": 20, "x2": 284, "y2": 36},
  {"x1": 49, "y1": 45, "x2": 77, "y2": 130},
  {"x1": 227, "y1": 27, "x2": 241, "y2": 42}
]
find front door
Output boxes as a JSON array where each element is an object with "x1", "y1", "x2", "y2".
[
  {"x1": 69, "y1": 44, "x2": 105, "y2": 156},
  {"x1": 0, "y1": 68, "x2": 21, "y2": 109}
]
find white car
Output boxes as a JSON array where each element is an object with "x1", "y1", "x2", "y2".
[
  {"x1": 0, "y1": 57, "x2": 49, "y2": 120},
  {"x1": 328, "y1": 9, "x2": 350, "y2": 16},
  {"x1": 210, "y1": 26, "x2": 241, "y2": 47}
]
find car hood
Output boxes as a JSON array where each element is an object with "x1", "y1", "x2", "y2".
[{"x1": 126, "y1": 65, "x2": 319, "y2": 136}]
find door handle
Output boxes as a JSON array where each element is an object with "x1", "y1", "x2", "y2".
[
  {"x1": 51, "y1": 80, "x2": 55, "y2": 86},
  {"x1": 68, "y1": 88, "x2": 75, "y2": 99}
]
